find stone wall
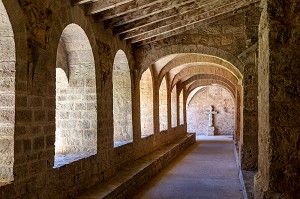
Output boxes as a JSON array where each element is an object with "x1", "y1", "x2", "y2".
[
  {"x1": 238, "y1": 43, "x2": 258, "y2": 170},
  {"x1": 187, "y1": 85, "x2": 235, "y2": 135},
  {"x1": 255, "y1": 0, "x2": 300, "y2": 198}
]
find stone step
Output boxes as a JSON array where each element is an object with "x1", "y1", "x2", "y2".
[{"x1": 77, "y1": 133, "x2": 196, "y2": 199}]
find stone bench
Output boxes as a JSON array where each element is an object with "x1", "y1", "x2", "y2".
[{"x1": 77, "y1": 133, "x2": 196, "y2": 199}]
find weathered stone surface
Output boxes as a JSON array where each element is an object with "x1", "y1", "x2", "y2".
[{"x1": 255, "y1": 1, "x2": 300, "y2": 198}]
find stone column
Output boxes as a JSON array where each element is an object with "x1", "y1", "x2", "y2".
[
  {"x1": 238, "y1": 44, "x2": 258, "y2": 170},
  {"x1": 255, "y1": 0, "x2": 300, "y2": 198}
]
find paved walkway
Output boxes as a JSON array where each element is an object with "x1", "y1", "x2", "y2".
[{"x1": 131, "y1": 136, "x2": 243, "y2": 199}]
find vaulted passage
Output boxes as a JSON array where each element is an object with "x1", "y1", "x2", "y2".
[{"x1": 1, "y1": 1, "x2": 299, "y2": 199}]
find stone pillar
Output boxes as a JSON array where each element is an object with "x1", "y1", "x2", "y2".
[
  {"x1": 255, "y1": 1, "x2": 300, "y2": 198},
  {"x1": 239, "y1": 44, "x2": 258, "y2": 170}
]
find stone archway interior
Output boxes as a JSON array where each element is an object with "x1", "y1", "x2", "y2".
[
  {"x1": 187, "y1": 85, "x2": 235, "y2": 136},
  {"x1": 140, "y1": 68, "x2": 154, "y2": 137},
  {"x1": 113, "y1": 50, "x2": 133, "y2": 147},
  {"x1": 0, "y1": 0, "x2": 15, "y2": 182},
  {"x1": 55, "y1": 24, "x2": 97, "y2": 167}
]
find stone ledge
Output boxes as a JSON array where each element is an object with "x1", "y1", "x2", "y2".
[{"x1": 77, "y1": 133, "x2": 196, "y2": 199}]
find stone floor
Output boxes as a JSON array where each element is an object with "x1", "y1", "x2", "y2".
[{"x1": 130, "y1": 135, "x2": 243, "y2": 199}]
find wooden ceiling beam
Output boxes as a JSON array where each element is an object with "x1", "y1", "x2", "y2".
[
  {"x1": 71, "y1": 0, "x2": 93, "y2": 5},
  {"x1": 121, "y1": 0, "x2": 221, "y2": 40},
  {"x1": 95, "y1": 0, "x2": 171, "y2": 20},
  {"x1": 86, "y1": 0, "x2": 134, "y2": 14},
  {"x1": 104, "y1": 0, "x2": 195, "y2": 28},
  {"x1": 127, "y1": 0, "x2": 258, "y2": 43},
  {"x1": 114, "y1": 1, "x2": 198, "y2": 35},
  {"x1": 134, "y1": 2, "x2": 259, "y2": 46}
]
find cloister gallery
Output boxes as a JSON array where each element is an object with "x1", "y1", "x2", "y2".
[{"x1": 0, "y1": 0, "x2": 299, "y2": 198}]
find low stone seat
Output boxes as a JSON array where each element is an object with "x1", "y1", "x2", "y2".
[{"x1": 77, "y1": 134, "x2": 195, "y2": 199}]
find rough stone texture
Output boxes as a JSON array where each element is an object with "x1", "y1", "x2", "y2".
[
  {"x1": 140, "y1": 68, "x2": 154, "y2": 137},
  {"x1": 187, "y1": 85, "x2": 235, "y2": 136},
  {"x1": 239, "y1": 44, "x2": 258, "y2": 171},
  {"x1": 254, "y1": 0, "x2": 300, "y2": 198},
  {"x1": 0, "y1": 0, "x2": 15, "y2": 182},
  {"x1": 113, "y1": 50, "x2": 133, "y2": 144}
]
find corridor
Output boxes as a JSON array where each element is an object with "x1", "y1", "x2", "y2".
[{"x1": 131, "y1": 136, "x2": 243, "y2": 199}]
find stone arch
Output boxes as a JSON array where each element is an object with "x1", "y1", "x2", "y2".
[
  {"x1": 186, "y1": 86, "x2": 207, "y2": 107},
  {"x1": 159, "y1": 76, "x2": 168, "y2": 131},
  {"x1": 183, "y1": 76, "x2": 237, "y2": 97},
  {"x1": 172, "y1": 65, "x2": 239, "y2": 89},
  {"x1": 113, "y1": 50, "x2": 133, "y2": 147},
  {"x1": 138, "y1": 44, "x2": 244, "y2": 76},
  {"x1": 186, "y1": 80, "x2": 236, "y2": 105},
  {"x1": 140, "y1": 68, "x2": 154, "y2": 137},
  {"x1": 0, "y1": 0, "x2": 15, "y2": 182},
  {"x1": 54, "y1": 23, "x2": 97, "y2": 167},
  {"x1": 157, "y1": 53, "x2": 243, "y2": 85}
]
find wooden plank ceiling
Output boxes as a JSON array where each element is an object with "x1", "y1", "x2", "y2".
[{"x1": 72, "y1": 0, "x2": 259, "y2": 46}]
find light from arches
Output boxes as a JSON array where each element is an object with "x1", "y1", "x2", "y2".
[
  {"x1": 0, "y1": 0, "x2": 15, "y2": 182},
  {"x1": 113, "y1": 50, "x2": 133, "y2": 147},
  {"x1": 171, "y1": 85, "x2": 177, "y2": 128},
  {"x1": 159, "y1": 77, "x2": 168, "y2": 131},
  {"x1": 179, "y1": 90, "x2": 184, "y2": 125},
  {"x1": 54, "y1": 24, "x2": 97, "y2": 167},
  {"x1": 140, "y1": 68, "x2": 154, "y2": 137}
]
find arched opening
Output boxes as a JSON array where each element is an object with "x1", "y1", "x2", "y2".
[
  {"x1": 140, "y1": 68, "x2": 154, "y2": 137},
  {"x1": 55, "y1": 24, "x2": 97, "y2": 167},
  {"x1": 171, "y1": 85, "x2": 177, "y2": 128},
  {"x1": 0, "y1": 0, "x2": 15, "y2": 182},
  {"x1": 187, "y1": 85, "x2": 235, "y2": 136},
  {"x1": 159, "y1": 77, "x2": 168, "y2": 131},
  {"x1": 113, "y1": 50, "x2": 133, "y2": 147},
  {"x1": 179, "y1": 90, "x2": 184, "y2": 125}
]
